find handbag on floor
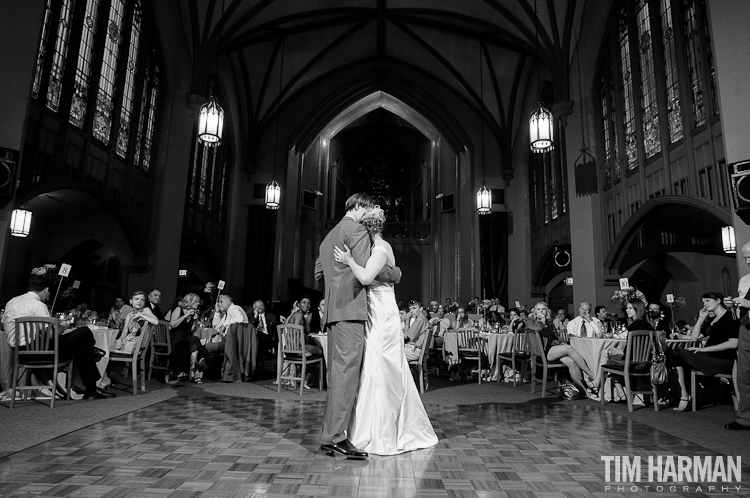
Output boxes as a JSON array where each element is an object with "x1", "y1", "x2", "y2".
[
  {"x1": 650, "y1": 341, "x2": 667, "y2": 385},
  {"x1": 557, "y1": 382, "x2": 586, "y2": 400}
]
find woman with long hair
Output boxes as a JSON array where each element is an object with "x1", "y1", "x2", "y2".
[
  {"x1": 671, "y1": 292, "x2": 739, "y2": 412},
  {"x1": 167, "y1": 293, "x2": 210, "y2": 383},
  {"x1": 625, "y1": 299, "x2": 651, "y2": 331}
]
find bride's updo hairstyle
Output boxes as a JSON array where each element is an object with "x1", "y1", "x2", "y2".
[{"x1": 360, "y1": 206, "x2": 386, "y2": 235}]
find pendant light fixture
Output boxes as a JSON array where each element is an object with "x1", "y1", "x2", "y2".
[
  {"x1": 265, "y1": 37, "x2": 285, "y2": 210},
  {"x1": 10, "y1": 208, "x2": 32, "y2": 237},
  {"x1": 476, "y1": 40, "x2": 492, "y2": 215},
  {"x1": 529, "y1": 0, "x2": 554, "y2": 153},
  {"x1": 197, "y1": 0, "x2": 225, "y2": 146}
]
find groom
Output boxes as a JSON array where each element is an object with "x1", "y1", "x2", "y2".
[{"x1": 314, "y1": 193, "x2": 375, "y2": 459}]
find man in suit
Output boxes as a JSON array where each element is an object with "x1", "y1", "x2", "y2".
[
  {"x1": 403, "y1": 299, "x2": 430, "y2": 361},
  {"x1": 147, "y1": 288, "x2": 164, "y2": 320},
  {"x1": 314, "y1": 192, "x2": 375, "y2": 459},
  {"x1": 249, "y1": 300, "x2": 277, "y2": 362}
]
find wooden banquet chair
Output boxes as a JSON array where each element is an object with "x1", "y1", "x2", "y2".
[
  {"x1": 527, "y1": 330, "x2": 566, "y2": 397},
  {"x1": 456, "y1": 326, "x2": 483, "y2": 384},
  {"x1": 691, "y1": 359, "x2": 739, "y2": 412},
  {"x1": 148, "y1": 320, "x2": 171, "y2": 381},
  {"x1": 276, "y1": 324, "x2": 323, "y2": 395},
  {"x1": 10, "y1": 317, "x2": 73, "y2": 409},
  {"x1": 109, "y1": 323, "x2": 154, "y2": 394},
  {"x1": 599, "y1": 330, "x2": 658, "y2": 412},
  {"x1": 408, "y1": 326, "x2": 437, "y2": 393},
  {"x1": 496, "y1": 328, "x2": 530, "y2": 386}
]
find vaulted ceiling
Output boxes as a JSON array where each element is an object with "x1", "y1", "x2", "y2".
[{"x1": 163, "y1": 0, "x2": 596, "y2": 170}]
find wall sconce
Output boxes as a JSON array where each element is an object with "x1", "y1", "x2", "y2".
[
  {"x1": 722, "y1": 226, "x2": 736, "y2": 254},
  {"x1": 10, "y1": 208, "x2": 32, "y2": 237}
]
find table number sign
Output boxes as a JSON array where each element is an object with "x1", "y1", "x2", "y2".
[
  {"x1": 72, "y1": 280, "x2": 81, "y2": 289},
  {"x1": 619, "y1": 278, "x2": 629, "y2": 290},
  {"x1": 217, "y1": 280, "x2": 225, "y2": 290},
  {"x1": 666, "y1": 294, "x2": 674, "y2": 303},
  {"x1": 59, "y1": 264, "x2": 72, "y2": 277}
]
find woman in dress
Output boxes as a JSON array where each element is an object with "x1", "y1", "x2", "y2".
[
  {"x1": 167, "y1": 293, "x2": 210, "y2": 383},
  {"x1": 671, "y1": 292, "x2": 739, "y2": 412},
  {"x1": 625, "y1": 299, "x2": 651, "y2": 331},
  {"x1": 333, "y1": 206, "x2": 438, "y2": 455},
  {"x1": 114, "y1": 291, "x2": 158, "y2": 354}
]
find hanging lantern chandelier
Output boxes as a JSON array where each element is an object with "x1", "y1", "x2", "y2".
[
  {"x1": 266, "y1": 37, "x2": 286, "y2": 210},
  {"x1": 198, "y1": 91, "x2": 224, "y2": 146},
  {"x1": 10, "y1": 208, "x2": 32, "y2": 237},
  {"x1": 197, "y1": 0, "x2": 226, "y2": 146},
  {"x1": 529, "y1": 0, "x2": 554, "y2": 154},
  {"x1": 476, "y1": 40, "x2": 491, "y2": 215}
]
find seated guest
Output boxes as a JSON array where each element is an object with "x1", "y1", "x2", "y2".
[
  {"x1": 287, "y1": 296, "x2": 323, "y2": 389},
  {"x1": 114, "y1": 291, "x2": 158, "y2": 354},
  {"x1": 311, "y1": 299, "x2": 325, "y2": 334},
  {"x1": 595, "y1": 305, "x2": 614, "y2": 334},
  {"x1": 451, "y1": 306, "x2": 471, "y2": 330},
  {"x1": 647, "y1": 302, "x2": 671, "y2": 338},
  {"x1": 552, "y1": 309, "x2": 569, "y2": 334},
  {"x1": 466, "y1": 297, "x2": 480, "y2": 314},
  {"x1": 147, "y1": 288, "x2": 164, "y2": 320},
  {"x1": 3, "y1": 274, "x2": 115, "y2": 399},
  {"x1": 250, "y1": 300, "x2": 278, "y2": 362},
  {"x1": 167, "y1": 293, "x2": 210, "y2": 383},
  {"x1": 207, "y1": 294, "x2": 252, "y2": 382},
  {"x1": 428, "y1": 300, "x2": 440, "y2": 317},
  {"x1": 566, "y1": 302, "x2": 603, "y2": 338},
  {"x1": 444, "y1": 297, "x2": 459, "y2": 313},
  {"x1": 107, "y1": 295, "x2": 132, "y2": 330},
  {"x1": 402, "y1": 300, "x2": 429, "y2": 361},
  {"x1": 507, "y1": 307, "x2": 524, "y2": 332},
  {"x1": 625, "y1": 299, "x2": 651, "y2": 331},
  {"x1": 525, "y1": 301, "x2": 597, "y2": 396},
  {"x1": 428, "y1": 307, "x2": 451, "y2": 348},
  {"x1": 671, "y1": 292, "x2": 739, "y2": 412}
]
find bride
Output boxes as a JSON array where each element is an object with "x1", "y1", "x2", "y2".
[{"x1": 334, "y1": 206, "x2": 438, "y2": 455}]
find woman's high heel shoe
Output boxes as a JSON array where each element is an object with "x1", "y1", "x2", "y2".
[
  {"x1": 673, "y1": 396, "x2": 691, "y2": 412},
  {"x1": 585, "y1": 378, "x2": 599, "y2": 396}
]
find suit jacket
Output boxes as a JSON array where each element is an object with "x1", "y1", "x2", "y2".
[
  {"x1": 250, "y1": 312, "x2": 278, "y2": 339},
  {"x1": 148, "y1": 302, "x2": 163, "y2": 320},
  {"x1": 404, "y1": 311, "x2": 430, "y2": 349},
  {"x1": 315, "y1": 216, "x2": 372, "y2": 324}
]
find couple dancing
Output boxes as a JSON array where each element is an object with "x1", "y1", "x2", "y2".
[{"x1": 315, "y1": 193, "x2": 438, "y2": 458}]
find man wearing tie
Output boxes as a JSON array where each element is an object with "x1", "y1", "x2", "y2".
[
  {"x1": 566, "y1": 302, "x2": 602, "y2": 338},
  {"x1": 250, "y1": 300, "x2": 277, "y2": 361},
  {"x1": 724, "y1": 241, "x2": 750, "y2": 430}
]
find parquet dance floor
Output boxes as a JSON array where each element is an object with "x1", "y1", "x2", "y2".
[{"x1": 0, "y1": 394, "x2": 748, "y2": 497}]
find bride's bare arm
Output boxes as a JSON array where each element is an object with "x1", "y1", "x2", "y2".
[{"x1": 334, "y1": 244, "x2": 386, "y2": 285}]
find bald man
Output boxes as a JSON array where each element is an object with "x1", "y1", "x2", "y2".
[
  {"x1": 725, "y1": 241, "x2": 750, "y2": 430},
  {"x1": 566, "y1": 302, "x2": 602, "y2": 338}
]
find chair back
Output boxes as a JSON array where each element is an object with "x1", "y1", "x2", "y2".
[
  {"x1": 526, "y1": 330, "x2": 548, "y2": 364},
  {"x1": 15, "y1": 317, "x2": 60, "y2": 360},
  {"x1": 278, "y1": 324, "x2": 305, "y2": 355},
  {"x1": 456, "y1": 327, "x2": 481, "y2": 351},
  {"x1": 667, "y1": 339, "x2": 697, "y2": 350},
  {"x1": 415, "y1": 326, "x2": 434, "y2": 365},
  {"x1": 152, "y1": 320, "x2": 171, "y2": 349},
  {"x1": 624, "y1": 330, "x2": 654, "y2": 366},
  {"x1": 512, "y1": 329, "x2": 531, "y2": 355}
]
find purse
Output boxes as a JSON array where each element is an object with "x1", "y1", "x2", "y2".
[
  {"x1": 650, "y1": 340, "x2": 667, "y2": 385},
  {"x1": 557, "y1": 382, "x2": 586, "y2": 400}
]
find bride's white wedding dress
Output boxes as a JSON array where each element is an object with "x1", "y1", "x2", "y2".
[{"x1": 348, "y1": 246, "x2": 438, "y2": 455}]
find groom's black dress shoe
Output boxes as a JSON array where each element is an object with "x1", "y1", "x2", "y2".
[
  {"x1": 725, "y1": 421, "x2": 750, "y2": 431},
  {"x1": 320, "y1": 439, "x2": 368, "y2": 459}
]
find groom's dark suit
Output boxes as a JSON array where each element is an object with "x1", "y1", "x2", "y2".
[{"x1": 315, "y1": 216, "x2": 371, "y2": 445}]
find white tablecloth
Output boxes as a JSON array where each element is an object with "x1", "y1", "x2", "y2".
[
  {"x1": 310, "y1": 333, "x2": 328, "y2": 365},
  {"x1": 569, "y1": 337, "x2": 626, "y2": 380},
  {"x1": 442, "y1": 331, "x2": 514, "y2": 368}
]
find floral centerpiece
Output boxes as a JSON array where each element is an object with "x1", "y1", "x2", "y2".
[
  {"x1": 670, "y1": 296, "x2": 686, "y2": 311},
  {"x1": 610, "y1": 286, "x2": 648, "y2": 306},
  {"x1": 31, "y1": 264, "x2": 58, "y2": 277},
  {"x1": 203, "y1": 281, "x2": 219, "y2": 321}
]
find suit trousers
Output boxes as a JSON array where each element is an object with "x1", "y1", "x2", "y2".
[
  {"x1": 321, "y1": 320, "x2": 365, "y2": 445},
  {"x1": 736, "y1": 327, "x2": 750, "y2": 424}
]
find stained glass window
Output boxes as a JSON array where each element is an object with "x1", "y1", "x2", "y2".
[
  {"x1": 637, "y1": 0, "x2": 661, "y2": 158},
  {"x1": 619, "y1": 11, "x2": 638, "y2": 170},
  {"x1": 601, "y1": 75, "x2": 612, "y2": 185},
  {"x1": 133, "y1": 64, "x2": 149, "y2": 167},
  {"x1": 32, "y1": 0, "x2": 53, "y2": 100},
  {"x1": 141, "y1": 67, "x2": 159, "y2": 171},
  {"x1": 659, "y1": 0, "x2": 683, "y2": 142},
  {"x1": 116, "y1": 2, "x2": 141, "y2": 157},
  {"x1": 701, "y1": 0, "x2": 718, "y2": 117},
  {"x1": 70, "y1": 0, "x2": 100, "y2": 128},
  {"x1": 92, "y1": 0, "x2": 124, "y2": 145},
  {"x1": 684, "y1": 0, "x2": 705, "y2": 127},
  {"x1": 542, "y1": 155, "x2": 549, "y2": 224},
  {"x1": 550, "y1": 154, "x2": 558, "y2": 220},
  {"x1": 609, "y1": 72, "x2": 621, "y2": 182},
  {"x1": 46, "y1": 0, "x2": 75, "y2": 112}
]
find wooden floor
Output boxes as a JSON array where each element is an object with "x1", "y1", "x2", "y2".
[{"x1": 0, "y1": 389, "x2": 748, "y2": 498}]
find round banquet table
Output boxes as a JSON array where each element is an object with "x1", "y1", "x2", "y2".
[
  {"x1": 310, "y1": 333, "x2": 328, "y2": 365},
  {"x1": 569, "y1": 337, "x2": 626, "y2": 380},
  {"x1": 442, "y1": 331, "x2": 513, "y2": 370}
]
